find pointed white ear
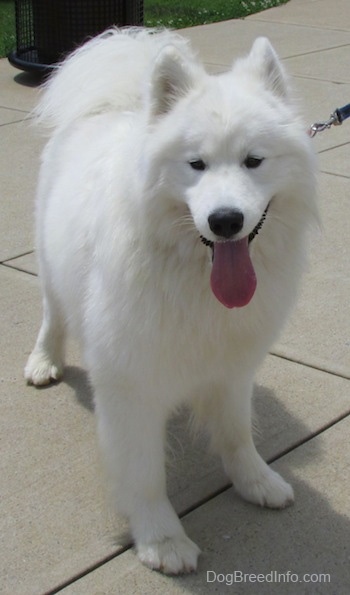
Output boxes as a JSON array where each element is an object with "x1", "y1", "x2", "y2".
[
  {"x1": 244, "y1": 37, "x2": 289, "y2": 99},
  {"x1": 149, "y1": 45, "x2": 197, "y2": 118}
]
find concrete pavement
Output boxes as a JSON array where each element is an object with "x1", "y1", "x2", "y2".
[{"x1": 1, "y1": 0, "x2": 349, "y2": 593}]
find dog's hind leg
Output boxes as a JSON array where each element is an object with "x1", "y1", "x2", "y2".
[
  {"x1": 193, "y1": 375, "x2": 294, "y2": 509},
  {"x1": 24, "y1": 290, "x2": 65, "y2": 386},
  {"x1": 93, "y1": 386, "x2": 200, "y2": 574}
]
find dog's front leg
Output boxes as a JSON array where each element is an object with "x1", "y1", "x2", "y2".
[
  {"x1": 193, "y1": 374, "x2": 294, "y2": 509},
  {"x1": 94, "y1": 386, "x2": 200, "y2": 574}
]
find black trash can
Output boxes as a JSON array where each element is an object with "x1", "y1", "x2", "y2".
[{"x1": 8, "y1": 0, "x2": 144, "y2": 73}]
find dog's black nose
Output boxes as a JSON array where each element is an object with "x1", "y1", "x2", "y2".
[{"x1": 208, "y1": 208, "x2": 244, "y2": 239}]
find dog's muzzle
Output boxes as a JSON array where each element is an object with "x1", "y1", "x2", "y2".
[{"x1": 200, "y1": 204, "x2": 269, "y2": 248}]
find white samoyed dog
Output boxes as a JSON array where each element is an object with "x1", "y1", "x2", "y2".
[{"x1": 25, "y1": 28, "x2": 317, "y2": 574}]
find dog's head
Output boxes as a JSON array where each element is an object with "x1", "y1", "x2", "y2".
[{"x1": 141, "y1": 37, "x2": 317, "y2": 308}]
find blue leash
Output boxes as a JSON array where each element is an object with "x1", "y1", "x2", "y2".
[{"x1": 309, "y1": 102, "x2": 350, "y2": 137}]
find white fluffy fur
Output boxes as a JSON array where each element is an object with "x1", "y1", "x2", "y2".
[{"x1": 25, "y1": 29, "x2": 317, "y2": 574}]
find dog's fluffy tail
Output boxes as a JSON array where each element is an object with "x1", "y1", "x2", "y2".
[{"x1": 34, "y1": 27, "x2": 194, "y2": 130}]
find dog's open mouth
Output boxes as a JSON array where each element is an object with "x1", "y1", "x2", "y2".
[{"x1": 200, "y1": 206, "x2": 269, "y2": 309}]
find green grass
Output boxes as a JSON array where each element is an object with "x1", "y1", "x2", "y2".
[
  {"x1": 0, "y1": 0, "x2": 15, "y2": 58},
  {"x1": 0, "y1": 0, "x2": 288, "y2": 58},
  {"x1": 144, "y1": 0, "x2": 288, "y2": 29}
]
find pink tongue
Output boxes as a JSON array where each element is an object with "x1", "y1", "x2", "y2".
[{"x1": 210, "y1": 238, "x2": 257, "y2": 308}]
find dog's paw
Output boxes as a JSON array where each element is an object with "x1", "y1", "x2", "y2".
[
  {"x1": 24, "y1": 351, "x2": 63, "y2": 386},
  {"x1": 137, "y1": 534, "x2": 201, "y2": 574},
  {"x1": 234, "y1": 466, "x2": 294, "y2": 509}
]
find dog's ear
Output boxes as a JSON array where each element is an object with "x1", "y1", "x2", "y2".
[
  {"x1": 240, "y1": 37, "x2": 289, "y2": 99},
  {"x1": 149, "y1": 45, "x2": 198, "y2": 118}
]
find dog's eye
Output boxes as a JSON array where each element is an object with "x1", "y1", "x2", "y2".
[
  {"x1": 244, "y1": 156, "x2": 264, "y2": 169},
  {"x1": 189, "y1": 159, "x2": 206, "y2": 171}
]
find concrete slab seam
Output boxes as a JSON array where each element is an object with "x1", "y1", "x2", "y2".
[
  {"x1": 1, "y1": 251, "x2": 35, "y2": 265},
  {"x1": 269, "y1": 352, "x2": 350, "y2": 382},
  {"x1": 1, "y1": 262, "x2": 38, "y2": 277},
  {"x1": 249, "y1": 17, "x2": 350, "y2": 35}
]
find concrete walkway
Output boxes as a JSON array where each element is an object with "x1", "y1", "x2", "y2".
[{"x1": 1, "y1": 1, "x2": 349, "y2": 593}]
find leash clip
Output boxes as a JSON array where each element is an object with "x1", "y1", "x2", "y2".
[{"x1": 309, "y1": 112, "x2": 339, "y2": 137}]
